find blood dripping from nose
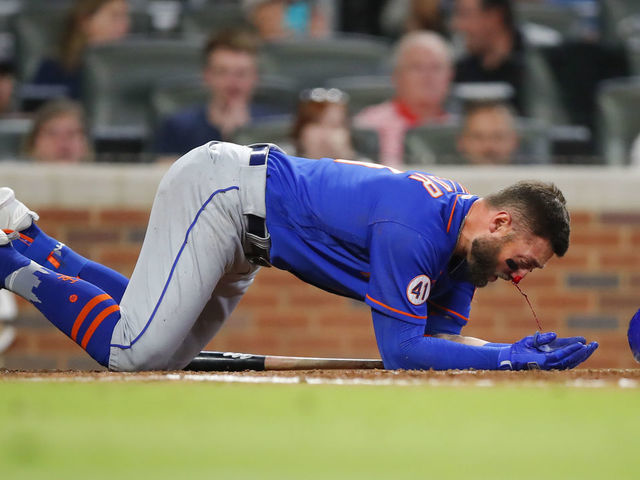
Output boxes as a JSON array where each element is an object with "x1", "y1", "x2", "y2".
[{"x1": 512, "y1": 281, "x2": 543, "y2": 331}]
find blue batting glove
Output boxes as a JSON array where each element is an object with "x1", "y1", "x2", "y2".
[
  {"x1": 533, "y1": 332, "x2": 586, "y2": 352},
  {"x1": 498, "y1": 332, "x2": 598, "y2": 370}
]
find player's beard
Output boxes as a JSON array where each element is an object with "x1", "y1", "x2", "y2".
[{"x1": 467, "y1": 234, "x2": 512, "y2": 287}]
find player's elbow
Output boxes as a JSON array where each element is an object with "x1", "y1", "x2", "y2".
[{"x1": 378, "y1": 340, "x2": 412, "y2": 370}]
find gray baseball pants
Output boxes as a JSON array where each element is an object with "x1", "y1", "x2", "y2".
[{"x1": 108, "y1": 142, "x2": 266, "y2": 371}]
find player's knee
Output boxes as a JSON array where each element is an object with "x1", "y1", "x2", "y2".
[{"x1": 108, "y1": 345, "x2": 173, "y2": 372}]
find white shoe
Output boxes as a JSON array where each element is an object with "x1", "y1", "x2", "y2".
[{"x1": 0, "y1": 187, "x2": 39, "y2": 232}]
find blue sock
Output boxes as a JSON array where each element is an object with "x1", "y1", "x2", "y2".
[
  {"x1": 13, "y1": 223, "x2": 128, "y2": 302},
  {"x1": 4, "y1": 256, "x2": 119, "y2": 368}
]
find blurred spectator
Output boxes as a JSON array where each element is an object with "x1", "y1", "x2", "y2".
[
  {"x1": 23, "y1": 99, "x2": 92, "y2": 163},
  {"x1": 243, "y1": 0, "x2": 329, "y2": 41},
  {"x1": 291, "y1": 87, "x2": 356, "y2": 159},
  {"x1": 451, "y1": 0, "x2": 525, "y2": 112},
  {"x1": 406, "y1": 0, "x2": 446, "y2": 34},
  {"x1": 381, "y1": 0, "x2": 447, "y2": 39},
  {"x1": 31, "y1": 0, "x2": 131, "y2": 100},
  {"x1": 0, "y1": 289, "x2": 17, "y2": 355},
  {"x1": 338, "y1": 0, "x2": 387, "y2": 37},
  {"x1": 456, "y1": 100, "x2": 519, "y2": 164},
  {"x1": 0, "y1": 60, "x2": 16, "y2": 116},
  {"x1": 354, "y1": 31, "x2": 453, "y2": 167},
  {"x1": 154, "y1": 29, "x2": 283, "y2": 158}
]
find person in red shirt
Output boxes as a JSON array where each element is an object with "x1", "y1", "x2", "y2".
[{"x1": 354, "y1": 31, "x2": 453, "y2": 167}]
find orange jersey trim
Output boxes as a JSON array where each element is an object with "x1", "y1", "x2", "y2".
[
  {"x1": 80, "y1": 304, "x2": 120, "y2": 349},
  {"x1": 427, "y1": 300, "x2": 469, "y2": 322},
  {"x1": 71, "y1": 294, "x2": 111, "y2": 341},
  {"x1": 366, "y1": 294, "x2": 428, "y2": 320},
  {"x1": 446, "y1": 195, "x2": 460, "y2": 233}
]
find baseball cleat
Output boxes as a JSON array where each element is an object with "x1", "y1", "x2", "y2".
[{"x1": 0, "y1": 187, "x2": 39, "y2": 232}]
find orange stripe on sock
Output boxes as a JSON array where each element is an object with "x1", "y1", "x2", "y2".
[
  {"x1": 19, "y1": 232, "x2": 34, "y2": 243},
  {"x1": 80, "y1": 304, "x2": 120, "y2": 349},
  {"x1": 71, "y1": 294, "x2": 110, "y2": 341},
  {"x1": 47, "y1": 254, "x2": 61, "y2": 269}
]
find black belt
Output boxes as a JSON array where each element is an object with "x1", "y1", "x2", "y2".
[{"x1": 244, "y1": 143, "x2": 279, "y2": 267}]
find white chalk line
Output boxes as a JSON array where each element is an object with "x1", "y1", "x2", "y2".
[{"x1": 2, "y1": 372, "x2": 638, "y2": 388}]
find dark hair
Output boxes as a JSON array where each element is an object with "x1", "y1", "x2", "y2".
[
  {"x1": 203, "y1": 28, "x2": 260, "y2": 63},
  {"x1": 462, "y1": 100, "x2": 516, "y2": 126},
  {"x1": 59, "y1": 0, "x2": 127, "y2": 71},
  {"x1": 23, "y1": 99, "x2": 91, "y2": 160},
  {"x1": 481, "y1": 0, "x2": 516, "y2": 33},
  {"x1": 485, "y1": 180, "x2": 570, "y2": 256}
]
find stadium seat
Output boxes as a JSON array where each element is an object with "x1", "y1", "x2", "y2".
[
  {"x1": 515, "y1": 1, "x2": 578, "y2": 40},
  {"x1": 11, "y1": 2, "x2": 69, "y2": 81},
  {"x1": 0, "y1": 117, "x2": 32, "y2": 160},
  {"x1": 12, "y1": 1, "x2": 152, "y2": 82},
  {"x1": 325, "y1": 76, "x2": 394, "y2": 116},
  {"x1": 404, "y1": 123, "x2": 461, "y2": 165},
  {"x1": 403, "y1": 118, "x2": 551, "y2": 166},
  {"x1": 601, "y1": 0, "x2": 640, "y2": 46},
  {"x1": 149, "y1": 73, "x2": 298, "y2": 128},
  {"x1": 351, "y1": 127, "x2": 380, "y2": 163},
  {"x1": 522, "y1": 46, "x2": 570, "y2": 126},
  {"x1": 516, "y1": 118, "x2": 552, "y2": 164},
  {"x1": 259, "y1": 35, "x2": 392, "y2": 90},
  {"x1": 232, "y1": 117, "x2": 292, "y2": 147},
  {"x1": 82, "y1": 38, "x2": 202, "y2": 137},
  {"x1": 628, "y1": 37, "x2": 640, "y2": 75},
  {"x1": 179, "y1": 2, "x2": 249, "y2": 38},
  {"x1": 597, "y1": 76, "x2": 640, "y2": 165}
]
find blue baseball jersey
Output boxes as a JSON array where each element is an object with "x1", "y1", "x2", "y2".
[{"x1": 264, "y1": 150, "x2": 478, "y2": 335}]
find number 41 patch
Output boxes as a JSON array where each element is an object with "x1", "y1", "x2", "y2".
[{"x1": 406, "y1": 275, "x2": 431, "y2": 305}]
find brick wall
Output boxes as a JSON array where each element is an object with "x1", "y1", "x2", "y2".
[
  {"x1": 1, "y1": 205, "x2": 638, "y2": 370},
  {"x1": 1, "y1": 163, "x2": 639, "y2": 370}
]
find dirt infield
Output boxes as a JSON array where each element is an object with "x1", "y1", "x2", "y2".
[{"x1": 2, "y1": 368, "x2": 639, "y2": 387}]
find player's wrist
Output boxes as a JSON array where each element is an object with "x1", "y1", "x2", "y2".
[{"x1": 496, "y1": 346, "x2": 514, "y2": 370}]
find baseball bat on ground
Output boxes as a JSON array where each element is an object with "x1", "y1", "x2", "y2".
[{"x1": 184, "y1": 351, "x2": 384, "y2": 371}]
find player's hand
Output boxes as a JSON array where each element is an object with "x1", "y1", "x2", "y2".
[
  {"x1": 534, "y1": 333, "x2": 586, "y2": 352},
  {"x1": 498, "y1": 332, "x2": 598, "y2": 370}
]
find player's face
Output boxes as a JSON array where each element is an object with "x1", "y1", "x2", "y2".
[
  {"x1": 204, "y1": 49, "x2": 258, "y2": 104},
  {"x1": 468, "y1": 232, "x2": 553, "y2": 287},
  {"x1": 84, "y1": 0, "x2": 131, "y2": 45}
]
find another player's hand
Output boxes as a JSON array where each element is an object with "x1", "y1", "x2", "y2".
[{"x1": 498, "y1": 332, "x2": 598, "y2": 370}]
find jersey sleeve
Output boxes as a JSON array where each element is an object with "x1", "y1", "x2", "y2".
[
  {"x1": 365, "y1": 221, "x2": 440, "y2": 325},
  {"x1": 425, "y1": 281, "x2": 475, "y2": 335}
]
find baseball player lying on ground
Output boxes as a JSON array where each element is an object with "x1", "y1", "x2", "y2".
[{"x1": 0, "y1": 142, "x2": 597, "y2": 371}]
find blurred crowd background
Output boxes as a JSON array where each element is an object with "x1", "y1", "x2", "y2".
[{"x1": 0, "y1": 0, "x2": 639, "y2": 168}]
